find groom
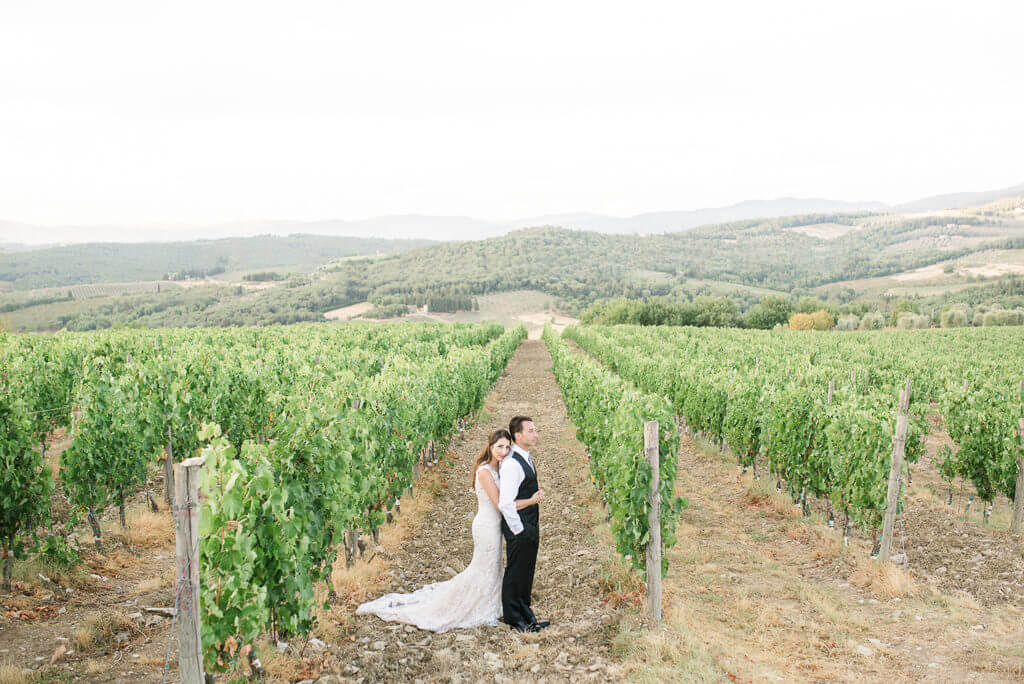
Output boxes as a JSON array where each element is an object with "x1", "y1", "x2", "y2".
[{"x1": 498, "y1": 415, "x2": 549, "y2": 633}]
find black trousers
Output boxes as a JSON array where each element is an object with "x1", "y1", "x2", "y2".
[{"x1": 501, "y1": 521, "x2": 539, "y2": 625}]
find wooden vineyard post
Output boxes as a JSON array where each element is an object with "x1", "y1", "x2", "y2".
[
  {"x1": 879, "y1": 378, "x2": 911, "y2": 563},
  {"x1": 1012, "y1": 417, "x2": 1024, "y2": 535},
  {"x1": 827, "y1": 380, "x2": 834, "y2": 405},
  {"x1": 173, "y1": 456, "x2": 205, "y2": 684},
  {"x1": 644, "y1": 421, "x2": 662, "y2": 627}
]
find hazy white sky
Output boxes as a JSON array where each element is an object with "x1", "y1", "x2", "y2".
[{"x1": 1, "y1": 1, "x2": 1022, "y2": 228}]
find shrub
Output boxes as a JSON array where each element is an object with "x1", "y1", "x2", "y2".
[
  {"x1": 789, "y1": 313, "x2": 814, "y2": 330},
  {"x1": 896, "y1": 313, "x2": 930, "y2": 330},
  {"x1": 982, "y1": 309, "x2": 1024, "y2": 326},
  {"x1": 810, "y1": 309, "x2": 835, "y2": 330},
  {"x1": 940, "y1": 309, "x2": 968, "y2": 328},
  {"x1": 973, "y1": 312, "x2": 985, "y2": 326},
  {"x1": 859, "y1": 312, "x2": 885, "y2": 330},
  {"x1": 836, "y1": 314, "x2": 860, "y2": 331}
]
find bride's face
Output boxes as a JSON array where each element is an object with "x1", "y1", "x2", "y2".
[{"x1": 491, "y1": 438, "x2": 510, "y2": 462}]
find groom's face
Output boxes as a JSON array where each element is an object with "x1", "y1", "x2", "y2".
[{"x1": 515, "y1": 420, "x2": 538, "y2": 448}]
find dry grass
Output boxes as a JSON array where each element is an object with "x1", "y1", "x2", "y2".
[
  {"x1": 133, "y1": 569, "x2": 173, "y2": 595},
  {"x1": 329, "y1": 552, "x2": 389, "y2": 602},
  {"x1": 84, "y1": 659, "x2": 110, "y2": 675},
  {"x1": 743, "y1": 477, "x2": 800, "y2": 519},
  {"x1": 612, "y1": 612, "x2": 721, "y2": 682},
  {"x1": 809, "y1": 530, "x2": 843, "y2": 561},
  {"x1": 378, "y1": 489, "x2": 433, "y2": 554},
  {"x1": 0, "y1": 663, "x2": 30, "y2": 684},
  {"x1": 432, "y1": 648, "x2": 459, "y2": 678},
  {"x1": 849, "y1": 557, "x2": 918, "y2": 600},
  {"x1": 261, "y1": 642, "x2": 305, "y2": 683},
  {"x1": 126, "y1": 509, "x2": 175, "y2": 548},
  {"x1": 597, "y1": 554, "x2": 645, "y2": 609},
  {"x1": 795, "y1": 583, "x2": 874, "y2": 631},
  {"x1": 72, "y1": 611, "x2": 137, "y2": 652}
]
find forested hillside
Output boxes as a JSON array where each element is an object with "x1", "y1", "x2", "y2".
[
  {"x1": 3, "y1": 209, "x2": 1024, "y2": 331},
  {"x1": 0, "y1": 234, "x2": 434, "y2": 290},
  {"x1": 325, "y1": 213, "x2": 1024, "y2": 310}
]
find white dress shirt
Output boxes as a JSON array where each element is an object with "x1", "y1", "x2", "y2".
[{"x1": 498, "y1": 444, "x2": 533, "y2": 535}]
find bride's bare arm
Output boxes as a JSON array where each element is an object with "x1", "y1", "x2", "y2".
[{"x1": 478, "y1": 468, "x2": 537, "y2": 510}]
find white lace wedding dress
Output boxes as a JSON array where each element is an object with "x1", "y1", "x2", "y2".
[{"x1": 356, "y1": 464, "x2": 504, "y2": 632}]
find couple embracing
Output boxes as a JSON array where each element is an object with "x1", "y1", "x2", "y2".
[{"x1": 357, "y1": 416, "x2": 550, "y2": 634}]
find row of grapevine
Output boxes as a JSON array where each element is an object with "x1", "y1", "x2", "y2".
[
  {"x1": 594, "y1": 324, "x2": 1024, "y2": 523},
  {"x1": 0, "y1": 322, "x2": 510, "y2": 591},
  {"x1": 541, "y1": 326, "x2": 682, "y2": 577},
  {"x1": 564, "y1": 325, "x2": 937, "y2": 533},
  {"x1": 195, "y1": 325, "x2": 526, "y2": 671}
]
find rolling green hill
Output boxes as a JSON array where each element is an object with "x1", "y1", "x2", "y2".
[
  {"x1": 0, "y1": 234, "x2": 434, "y2": 290},
  {"x1": 320, "y1": 213, "x2": 1024, "y2": 309},
  {"x1": 4, "y1": 209, "x2": 1024, "y2": 332}
]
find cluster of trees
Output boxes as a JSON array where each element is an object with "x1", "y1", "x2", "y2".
[
  {"x1": 582, "y1": 291, "x2": 1024, "y2": 334},
  {"x1": 830, "y1": 302, "x2": 1024, "y2": 332},
  {"x1": 788, "y1": 310, "x2": 835, "y2": 330},
  {"x1": 242, "y1": 271, "x2": 285, "y2": 282},
  {"x1": 582, "y1": 294, "x2": 796, "y2": 329},
  {"x1": 361, "y1": 302, "x2": 409, "y2": 319},
  {"x1": 163, "y1": 264, "x2": 226, "y2": 280},
  {"x1": 426, "y1": 294, "x2": 476, "y2": 313}
]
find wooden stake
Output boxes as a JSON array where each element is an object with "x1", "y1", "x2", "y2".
[
  {"x1": 644, "y1": 421, "x2": 662, "y2": 627},
  {"x1": 1012, "y1": 417, "x2": 1024, "y2": 535},
  {"x1": 827, "y1": 380, "x2": 834, "y2": 405},
  {"x1": 173, "y1": 456, "x2": 205, "y2": 684},
  {"x1": 879, "y1": 378, "x2": 911, "y2": 563}
]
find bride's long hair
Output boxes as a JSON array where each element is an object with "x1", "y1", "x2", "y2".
[{"x1": 472, "y1": 429, "x2": 511, "y2": 488}]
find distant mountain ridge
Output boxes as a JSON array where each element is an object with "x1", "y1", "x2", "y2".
[
  {"x1": 2, "y1": 181, "x2": 1022, "y2": 246},
  {"x1": 893, "y1": 181, "x2": 1024, "y2": 213}
]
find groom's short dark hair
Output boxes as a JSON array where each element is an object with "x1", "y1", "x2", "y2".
[{"x1": 509, "y1": 415, "x2": 533, "y2": 441}]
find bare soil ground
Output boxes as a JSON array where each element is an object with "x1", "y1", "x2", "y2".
[
  {"x1": 323, "y1": 302, "x2": 375, "y2": 321},
  {"x1": 1, "y1": 429, "x2": 179, "y2": 682},
  {"x1": 0, "y1": 504, "x2": 179, "y2": 682},
  {"x1": 897, "y1": 407, "x2": 1024, "y2": 606}
]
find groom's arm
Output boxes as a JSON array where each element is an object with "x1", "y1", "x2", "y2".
[{"x1": 498, "y1": 459, "x2": 525, "y2": 534}]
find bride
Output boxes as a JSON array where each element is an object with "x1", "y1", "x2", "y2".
[{"x1": 356, "y1": 429, "x2": 539, "y2": 632}]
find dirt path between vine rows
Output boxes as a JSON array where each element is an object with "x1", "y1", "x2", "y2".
[{"x1": 321, "y1": 340, "x2": 624, "y2": 682}]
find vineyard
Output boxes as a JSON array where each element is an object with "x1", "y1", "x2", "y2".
[
  {"x1": 561, "y1": 324, "x2": 1024, "y2": 546},
  {"x1": 4, "y1": 319, "x2": 1024, "y2": 680},
  {"x1": 0, "y1": 321, "x2": 525, "y2": 675}
]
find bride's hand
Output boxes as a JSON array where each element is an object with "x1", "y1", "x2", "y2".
[{"x1": 533, "y1": 489, "x2": 545, "y2": 504}]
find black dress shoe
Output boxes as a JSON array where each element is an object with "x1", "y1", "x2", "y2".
[
  {"x1": 531, "y1": 619, "x2": 550, "y2": 629},
  {"x1": 510, "y1": 621, "x2": 540, "y2": 633}
]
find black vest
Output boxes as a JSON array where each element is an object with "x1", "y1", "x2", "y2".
[{"x1": 508, "y1": 448, "x2": 538, "y2": 527}]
